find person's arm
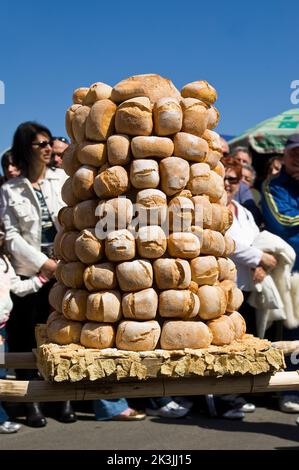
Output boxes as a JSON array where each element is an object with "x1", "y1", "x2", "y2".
[
  {"x1": 262, "y1": 179, "x2": 299, "y2": 228},
  {"x1": 8, "y1": 261, "x2": 47, "y2": 297},
  {"x1": 230, "y1": 240, "x2": 263, "y2": 269}
]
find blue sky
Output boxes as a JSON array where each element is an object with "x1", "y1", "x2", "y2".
[{"x1": 0, "y1": 0, "x2": 298, "y2": 155}]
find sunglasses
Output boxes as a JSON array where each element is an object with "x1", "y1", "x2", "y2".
[
  {"x1": 32, "y1": 140, "x2": 53, "y2": 149},
  {"x1": 224, "y1": 176, "x2": 240, "y2": 184}
]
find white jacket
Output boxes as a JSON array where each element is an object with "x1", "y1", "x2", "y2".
[
  {"x1": 0, "y1": 256, "x2": 43, "y2": 325},
  {"x1": 0, "y1": 168, "x2": 67, "y2": 276}
]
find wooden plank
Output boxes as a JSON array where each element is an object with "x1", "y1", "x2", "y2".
[
  {"x1": 0, "y1": 371, "x2": 298, "y2": 402},
  {"x1": 0, "y1": 352, "x2": 37, "y2": 369}
]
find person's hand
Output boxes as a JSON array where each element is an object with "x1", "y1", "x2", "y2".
[
  {"x1": 253, "y1": 266, "x2": 267, "y2": 284},
  {"x1": 260, "y1": 252, "x2": 277, "y2": 271},
  {"x1": 40, "y1": 259, "x2": 57, "y2": 279}
]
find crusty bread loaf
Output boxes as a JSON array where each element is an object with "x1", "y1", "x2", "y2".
[
  {"x1": 201, "y1": 229, "x2": 226, "y2": 257},
  {"x1": 160, "y1": 320, "x2": 212, "y2": 349},
  {"x1": 96, "y1": 197, "x2": 133, "y2": 230},
  {"x1": 60, "y1": 262, "x2": 85, "y2": 289},
  {"x1": 202, "y1": 129, "x2": 222, "y2": 152},
  {"x1": 122, "y1": 288, "x2": 158, "y2": 320},
  {"x1": 62, "y1": 289, "x2": 88, "y2": 322},
  {"x1": 73, "y1": 87, "x2": 89, "y2": 105},
  {"x1": 207, "y1": 315, "x2": 235, "y2": 346},
  {"x1": 58, "y1": 207, "x2": 75, "y2": 231},
  {"x1": 85, "y1": 99, "x2": 117, "y2": 141},
  {"x1": 105, "y1": 229, "x2": 135, "y2": 261},
  {"x1": 55, "y1": 261, "x2": 65, "y2": 283},
  {"x1": 72, "y1": 105, "x2": 90, "y2": 143},
  {"x1": 116, "y1": 320, "x2": 160, "y2": 351},
  {"x1": 159, "y1": 289, "x2": 200, "y2": 319},
  {"x1": 223, "y1": 233, "x2": 236, "y2": 256},
  {"x1": 80, "y1": 322, "x2": 115, "y2": 349},
  {"x1": 210, "y1": 204, "x2": 233, "y2": 234},
  {"x1": 207, "y1": 105, "x2": 220, "y2": 130},
  {"x1": 61, "y1": 144, "x2": 81, "y2": 176},
  {"x1": 153, "y1": 97, "x2": 183, "y2": 136},
  {"x1": 192, "y1": 195, "x2": 212, "y2": 228},
  {"x1": 47, "y1": 314, "x2": 82, "y2": 345},
  {"x1": 153, "y1": 258, "x2": 191, "y2": 290},
  {"x1": 115, "y1": 97, "x2": 153, "y2": 136},
  {"x1": 77, "y1": 141, "x2": 107, "y2": 167},
  {"x1": 136, "y1": 189, "x2": 167, "y2": 226},
  {"x1": 73, "y1": 199, "x2": 98, "y2": 231},
  {"x1": 190, "y1": 256, "x2": 219, "y2": 285},
  {"x1": 220, "y1": 280, "x2": 244, "y2": 312},
  {"x1": 83, "y1": 82, "x2": 112, "y2": 105},
  {"x1": 187, "y1": 163, "x2": 224, "y2": 201},
  {"x1": 173, "y1": 132, "x2": 209, "y2": 163},
  {"x1": 60, "y1": 231, "x2": 79, "y2": 262},
  {"x1": 198, "y1": 285, "x2": 227, "y2": 320},
  {"x1": 116, "y1": 259, "x2": 153, "y2": 292},
  {"x1": 217, "y1": 257, "x2": 236, "y2": 281},
  {"x1": 226, "y1": 311, "x2": 246, "y2": 339},
  {"x1": 53, "y1": 228, "x2": 66, "y2": 259},
  {"x1": 61, "y1": 177, "x2": 80, "y2": 207},
  {"x1": 48, "y1": 282, "x2": 68, "y2": 313},
  {"x1": 168, "y1": 196, "x2": 194, "y2": 232},
  {"x1": 94, "y1": 165, "x2": 129, "y2": 199},
  {"x1": 130, "y1": 159, "x2": 159, "y2": 189},
  {"x1": 136, "y1": 225, "x2": 167, "y2": 259},
  {"x1": 181, "y1": 80, "x2": 217, "y2": 105},
  {"x1": 131, "y1": 136, "x2": 174, "y2": 159},
  {"x1": 205, "y1": 149, "x2": 222, "y2": 169},
  {"x1": 107, "y1": 134, "x2": 131, "y2": 165},
  {"x1": 218, "y1": 191, "x2": 228, "y2": 206},
  {"x1": 83, "y1": 262, "x2": 117, "y2": 292},
  {"x1": 65, "y1": 104, "x2": 82, "y2": 141},
  {"x1": 168, "y1": 232, "x2": 201, "y2": 259},
  {"x1": 72, "y1": 165, "x2": 96, "y2": 200},
  {"x1": 159, "y1": 157, "x2": 190, "y2": 196},
  {"x1": 181, "y1": 98, "x2": 209, "y2": 137},
  {"x1": 213, "y1": 161, "x2": 225, "y2": 178},
  {"x1": 75, "y1": 228, "x2": 103, "y2": 264},
  {"x1": 86, "y1": 291, "x2": 122, "y2": 323}
]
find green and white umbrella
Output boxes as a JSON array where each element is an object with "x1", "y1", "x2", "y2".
[{"x1": 228, "y1": 108, "x2": 299, "y2": 154}]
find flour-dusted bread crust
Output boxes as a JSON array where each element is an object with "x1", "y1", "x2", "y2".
[{"x1": 116, "y1": 320, "x2": 161, "y2": 351}]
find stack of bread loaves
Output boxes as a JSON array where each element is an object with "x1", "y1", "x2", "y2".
[{"x1": 47, "y1": 74, "x2": 246, "y2": 352}]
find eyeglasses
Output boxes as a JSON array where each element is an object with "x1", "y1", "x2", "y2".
[
  {"x1": 224, "y1": 176, "x2": 240, "y2": 184},
  {"x1": 32, "y1": 140, "x2": 52, "y2": 149},
  {"x1": 53, "y1": 136, "x2": 69, "y2": 144}
]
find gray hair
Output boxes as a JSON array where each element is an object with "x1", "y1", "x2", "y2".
[{"x1": 242, "y1": 163, "x2": 256, "y2": 180}]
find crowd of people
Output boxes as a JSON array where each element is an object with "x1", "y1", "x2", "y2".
[{"x1": 0, "y1": 122, "x2": 298, "y2": 433}]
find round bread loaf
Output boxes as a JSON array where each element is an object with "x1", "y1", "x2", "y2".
[
  {"x1": 60, "y1": 231, "x2": 79, "y2": 262},
  {"x1": 72, "y1": 165, "x2": 96, "y2": 200},
  {"x1": 159, "y1": 289, "x2": 200, "y2": 319},
  {"x1": 198, "y1": 285, "x2": 227, "y2": 320},
  {"x1": 192, "y1": 195, "x2": 213, "y2": 228},
  {"x1": 190, "y1": 256, "x2": 219, "y2": 285},
  {"x1": 153, "y1": 97, "x2": 183, "y2": 136},
  {"x1": 173, "y1": 132, "x2": 209, "y2": 163},
  {"x1": 207, "y1": 105, "x2": 220, "y2": 130},
  {"x1": 73, "y1": 199, "x2": 98, "y2": 231},
  {"x1": 205, "y1": 149, "x2": 222, "y2": 169},
  {"x1": 61, "y1": 144, "x2": 81, "y2": 176},
  {"x1": 130, "y1": 159, "x2": 159, "y2": 189},
  {"x1": 136, "y1": 225, "x2": 167, "y2": 259},
  {"x1": 55, "y1": 261, "x2": 65, "y2": 283},
  {"x1": 122, "y1": 288, "x2": 158, "y2": 320},
  {"x1": 160, "y1": 320, "x2": 212, "y2": 349},
  {"x1": 83, "y1": 82, "x2": 112, "y2": 105},
  {"x1": 217, "y1": 257, "x2": 236, "y2": 281},
  {"x1": 84, "y1": 262, "x2": 117, "y2": 291},
  {"x1": 61, "y1": 177, "x2": 80, "y2": 207},
  {"x1": 72, "y1": 105, "x2": 90, "y2": 143},
  {"x1": 75, "y1": 228, "x2": 103, "y2": 264},
  {"x1": 65, "y1": 104, "x2": 81, "y2": 141},
  {"x1": 207, "y1": 315, "x2": 235, "y2": 346},
  {"x1": 116, "y1": 259, "x2": 153, "y2": 292},
  {"x1": 168, "y1": 232, "x2": 201, "y2": 259},
  {"x1": 189, "y1": 226, "x2": 204, "y2": 246},
  {"x1": 187, "y1": 163, "x2": 224, "y2": 201},
  {"x1": 47, "y1": 314, "x2": 82, "y2": 345},
  {"x1": 77, "y1": 141, "x2": 107, "y2": 167},
  {"x1": 131, "y1": 136, "x2": 174, "y2": 159},
  {"x1": 58, "y1": 207, "x2": 75, "y2": 231},
  {"x1": 220, "y1": 280, "x2": 244, "y2": 312},
  {"x1": 53, "y1": 228, "x2": 66, "y2": 259},
  {"x1": 107, "y1": 134, "x2": 131, "y2": 165},
  {"x1": 80, "y1": 322, "x2": 115, "y2": 349},
  {"x1": 159, "y1": 157, "x2": 190, "y2": 196},
  {"x1": 96, "y1": 197, "x2": 133, "y2": 230},
  {"x1": 62, "y1": 289, "x2": 88, "y2": 322},
  {"x1": 61, "y1": 262, "x2": 85, "y2": 289},
  {"x1": 153, "y1": 258, "x2": 191, "y2": 290},
  {"x1": 73, "y1": 87, "x2": 89, "y2": 105},
  {"x1": 116, "y1": 320, "x2": 160, "y2": 351},
  {"x1": 86, "y1": 291, "x2": 122, "y2": 323},
  {"x1": 181, "y1": 80, "x2": 217, "y2": 105},
  {"x1": 105, "y1": 229, "x2": 135, "y2": 261},
  {"x1": 226, "y1": 311, "x2": 246, "y2": 339},
  {"x1": 181, "y1": 98, "x2": 209, "y2": 137},
  {"x1": 210, "y1": 204, "x2": 233, "y2": 234},
  {"x1": 201, "y1": 229, "x2": 226, "y2": 257},
  {"x1": 168, "y1": 196, "x2": 194, "y2": 232},
  {"x1": 136, "y1": 189, "x2": 167, "y2": 226},
  {"x1": 115, "y1": 97, "x2": 153, "y2": 136},
  {"x1": 202, "y1": 129, "x2": 222, "y2": 152},
  {"x1": 213, "y1": 161, "x2": 225, "y2": 178},
  {"x1": 223, "y1": 233, "x2": 236, "y2": 256},
  {"x1": 94, "y1": 165, "x2": 129, "y2": 199},
  {"x1": 48, "y1": 282, "x2": 68, "y2": 313},
  {"x1": 85, "y1": 99, "x2": 117, "y2": 141}
]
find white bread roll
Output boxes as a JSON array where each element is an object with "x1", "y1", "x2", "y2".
[
  {"x1": 85, "y1": 99, "x2": 117, "y2": 141},
  {"x1": 217, "y1": 257, "x2": 236, "y2": 282},
  {"x1": 96, "y1": 197, "x2": 133, "y2": 230},
  {"x1": 161, "y1": 320, "x2": 212, "y2": 349},
  {"x1": 107, "y1": 134, "x2": 131, "y2": 166},
  {"x1": 73, "y1": 199, "x2": 98, "y2": 231},
  {"x1": 173, "y1": 132, "x2": 209, "y2": 163},
  {"x1": 198, "y1": 285, "x2": 227, "y2": 320},
  {"x1": 122, "y1": 288, "x2": 158, "y2": 320},
  {"x1": 201, "y1": 229, "x2": 226, "y2": 257},
  {"x1": 60, "y1": 231, "x2": 79, "y2": 262},
  {"x1": 131, "y1": 136, "x2": 174, "y2": 159},
  {"x1": 61, "y1": 177, "x2": 80, "y2": 207},
  {"x1": 206, "y1": 149, "x2": 222, "y2": 169},
  {"x1": 207, "y1": 105, "x2": 220, "y2": 130},
  {"x1": 105, "y1": 229, "x2": 135, "y2": 261},
  {"x1": 83, "y1": 82, "x2": 112, "y2": 105},
  {"x1": 65, "y1": 104, "x2": 81, "y2": 141},
  {"x1": 159, "y1": 157, "x2": 190, "y2": 196},
  {"x1": 61, "y1": 144, "x2": 81, "y2": 176},
  {"x1": 47, "y1": 314, "x2": 83, "y2": 345},
  {"x1": 181, "y1": 80, "x2": 217, "y2": 105},
  {"x1": 94, "y1": 165, "x2": 129, "y2": 199},
  {"x1": 58, "y1": 207, "x2": 75, "y2": 231},
  {"x1": 136, "y1": 225, "x2": 167, "y2": 259},
  {"x1": 72, "y1": 105, "x2": 90, "y2": 143},
  {"x1": 72, "y1": 165, "x2": 96, "y2": 201},
  {"x1": 192, "y1": 195, "x2": 213, "y2": 228},
  {"x1": 116, "y1": 259, "x2": 153, "y2": 292},
  {"x1": 77, "y1": 141, "x2": 107, "y2": 167},
  {"x1": 168, "y1": 232, "x2": 201, "y2": 259},
  {"x1": 115, "y1": 97, "x2": 153, "y2": 136},
  {"x1": 181, "y1": 98, "x2": 209, "y2": 137},
  {"x1": 136, "y1": 189, "x2": 167, "y2": 226},
  {"x1": 86, "y1": 291, "x2": 122, "y2": 323},
  {"x1": 153, "y1": 97, "x2": 183, "y2": 136},
  {"x1": 159, "y1": 289, "x2": 200, "y2": 319},
  {"x1": 130, "y1": 159, "x2": 159, "y2": 189},
  {"x1": 62, "y1": 289, "x2": 88, "y2": 322},
  {"x1": 153, "y1": 258, "x2": 191, "y2": 290},
  {"x1": 84, "y1": 262, "x2": 117, "y2": 292},
  {"x1": 202, "y1": 129, "x2": 222, "y2": 152},
  {"x1": 48, "y1": 282, "x2": 68, "y2": 313},
  {"x1": 210, "y1": 204, "x2": 233, "y2": 234},
  {"x1": 187, "y1": 163, "x2": 224, "y2": 202},
  {"x1": 220, "y1": 280, "x2": 244, "y2": 313},
  {"x1": 116, "y1": 320, "x2": 160, "y2": 351},
  {"x1": 223, "y1": 233, "x2": 236, "y2": 256},
  {"x1": 168, "y1": 196, "x2": 194, "y2": 232},
  {"x1": 226, "y1": 311, "x2": 246, "y2": 339},
  {"x1": 75, "y1": 228, "x2": 103, "y2": 264},
  {"x1": 73, "y1": 87, "x2": 89, "y2": 105},
  {"x1": 190, "y1": 256, "x2": 219, "y2": 286},
  {"x1": 111, "y1": 74, "x2": 181, "y2": 104},
  {"x1": 80, "y1": 322, "x2": 115, "y2": 349},
  {"x1": 61, "y1": 262, "x2": 85, "y2": 289},
  {"x1": 207, "y1": 315, "x2": 235, "y2": 346}
]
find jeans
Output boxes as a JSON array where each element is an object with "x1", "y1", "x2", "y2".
[
  {"x1": 0, "y1": 326, "x2": 8, "y2": 424},
  {"x1": 93, "y1": 399, "x2": 129, "y2": 421}
]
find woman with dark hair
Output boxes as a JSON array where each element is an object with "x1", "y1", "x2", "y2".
[
  {"x1": 0, "y1": 122, "x2": 75, "y2": 427},
  {"x1": 1, "y1": 150, "x2": 21, "y2": 181}
]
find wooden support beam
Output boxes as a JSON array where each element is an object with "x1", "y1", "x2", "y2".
[
  {"x1": 0, "y1": 371, "x2": 298, "y2": 402},
  {"x1": 0, "y1": 352, "x2": 37, "y2": 369}
]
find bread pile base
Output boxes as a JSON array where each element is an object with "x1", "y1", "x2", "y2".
[{"x1": 36, "y1": 324, "x2": 285, "y2": 383}]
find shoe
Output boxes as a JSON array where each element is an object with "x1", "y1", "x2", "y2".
[
  {"x1": 111, "y1": 409, "x2": 146, "y2": 421},
  {"x1": 174, "y1": 397, "x2": 193, "y2": 410},
  {"x1": 146, "y1": 400, "x2": 189, "y2": 418},
  {"x1": 25, "y1": 403, "x2": 47, "y2": 427},
  {"x1": 0, "y1": 421, "x2": 21, "y2": 434},
  {"x1": 222, "y1": 395, "x2": 256, "y2": 413},
  {"x1": 221, "y1": 409, "x2": 245, "y2": 420},
  {"x1": 58, "y1": 401, "x2": 77, "y2": 423},
  {"x1": 279, "y1": 395, "x2": 299, "y2": 413}
]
